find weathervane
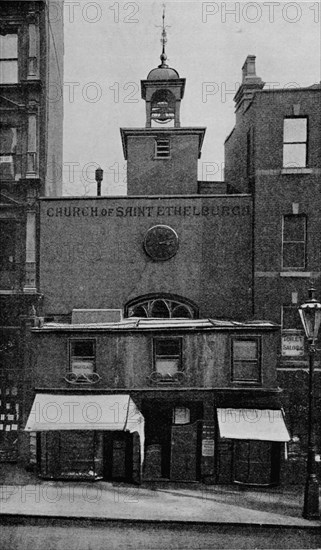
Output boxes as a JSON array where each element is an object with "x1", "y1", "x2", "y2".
[{"x1": 156, "y1": 4, "x2": 171, "y2": 67}]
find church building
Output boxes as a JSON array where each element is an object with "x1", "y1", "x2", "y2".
[{"x1": 22, "y1": 19, "x2": 294, "y2": 486}]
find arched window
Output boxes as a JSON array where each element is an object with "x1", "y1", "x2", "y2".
[
  {"x1": 151, "y1": 90, "x2": 176, "y2": 124},
  {"x1": 171, "y1": 305, "x2": 192, "y2": 319},
  {"x1": 150, "y1": 300, "x2": 170, "y2": 318},
  {"x1": 125, "y1": 294, "x2": 198, "y2": 319},
  {"x1": 131, "y1": 305, "x2": 148, "y2": 318}
]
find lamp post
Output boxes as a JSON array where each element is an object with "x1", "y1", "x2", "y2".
[{"x1": 298, "y1": 286, "x2": 321, "y2": 520}]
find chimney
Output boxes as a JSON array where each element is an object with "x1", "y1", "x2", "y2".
[
  {"x1": 95, "y1": 167, "x2": 103, "y2": 196},
  {"x1": 234, "y1": 55, "x2": 265, "y2": 113}
]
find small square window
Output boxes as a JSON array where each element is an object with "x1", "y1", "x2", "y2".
[
  {"x1": 153, "y1": 338, "x2": 182, "y2": 382},
  {"x1": 70, "y1": 340, "x2": 95, "y2": 376},
  {"x1": 231, "y1": 338, "x2": 261, "y2": 384},
  {"x1": 155, "y1": 139, "x2": 170, "y2": 159}
]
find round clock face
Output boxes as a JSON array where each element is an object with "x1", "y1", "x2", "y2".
[{"x1": 144, "y1": 225, "x2": 179, "y2": 261}]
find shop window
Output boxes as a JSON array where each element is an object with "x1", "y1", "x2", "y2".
[
  {"x1": 67, "y1": 340, "x2": 97, "y2": 384},
  {"x1": 282, "y1": 215, "x2": 306, "y2": 270},
  {"x1": 155, "y1": 138, "x2": 170, "y2": 158},
  {"x1": 282, "y1": 305, "x2": 302, "y2": 330},
  {"x1": 0, "y1": 220, "x2": 16, "y2": 271},
  {"x1": 40, "y1": 431, "x2": 100, "y2": 480},
  {"x1": 283, "y1": 118, "x2": 307, "y2": 168},
  {"x1": 231, "y1": 338, "x2": 261, "y2": 385},
  {"x1": 233, "y1": 440, "x2": 280, "y2": 486},
  {"x1": 0, "y1": 329, "x2": 20, "y2": 461},
  {"x1": 0, "y1": 34, "x2": 18, "y2": 84},
  {"x1": 0, "y1": 127, "x2": 20, "y2": 181},
  {"x1": 153, "y1": 338, "x2": 182, "y2": 382}
]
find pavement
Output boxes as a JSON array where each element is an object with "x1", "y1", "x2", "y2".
[{"x1": 0, "y1": 474, "x2": 321, "y2": 528}]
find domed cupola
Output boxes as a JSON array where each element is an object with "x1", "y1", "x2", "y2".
[
  {"x1": 141, "y1": 8, "x2": 185, "y2": 128},
  {"x1": 147, "y1": 66, "x2": 180, "y2": 81}
]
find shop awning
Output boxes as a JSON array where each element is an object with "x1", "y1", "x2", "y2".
[
  {"x1": 217, "y1": 408, "x2": 290, "y2": 442},
  {"x1": 25, "y1": 393, "x2": 144, "y2": 437}
]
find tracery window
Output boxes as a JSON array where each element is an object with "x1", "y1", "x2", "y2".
[{"x1": 127, "y1": 296, "x2": 197, "y2": 319}]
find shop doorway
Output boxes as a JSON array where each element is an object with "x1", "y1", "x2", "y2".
[
  {"x1": 103, "y1": 431, "x2": 141, "y2": 483},
  {"x1": 142, "y1": 400, "x2": 203, "y2": 481},
  {"x1": 171, "y1": 422, "x2": 200, "y2": 481},
  {"x1": 103, "y1": 432, "x2": 132, "y2": 481}
]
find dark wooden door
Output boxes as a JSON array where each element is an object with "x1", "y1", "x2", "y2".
[
  {"x1": 103, "y1": 432, "x2": 133, "y2": 481},
  {"x1": 40, "y1": 432, "x2": 61, "y2": 477},
  {"x1": 170, "y1": 422, "x2": 199, "y2": 481}
]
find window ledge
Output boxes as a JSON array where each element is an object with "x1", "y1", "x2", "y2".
[
  {"x1": 280, "y1": 272, "x2": 311, "y2": 278},
  {"x1": 281, "y1": 168, "x2": 312, "y2": 175}
]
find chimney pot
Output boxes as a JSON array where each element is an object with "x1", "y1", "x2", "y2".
[{"x1": 242, "y1": 55, "x2": 257, "y2": 82}]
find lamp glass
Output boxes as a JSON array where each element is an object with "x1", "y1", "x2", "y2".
[
  {"x1": 313, "y1": 309, "x2": 321, "y2": 341},
  {"x1": 299, "y1": 306, "x2": 321, "y2": 342}
]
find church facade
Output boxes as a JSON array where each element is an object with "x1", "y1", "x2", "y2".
[{"x1": 20, "y1": 36, "x2": 300, "y2": 486}]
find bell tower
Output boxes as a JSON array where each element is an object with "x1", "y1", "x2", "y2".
[
  {"x1": 120, "y1": 8, "x2": 206, "y2": 196},
  {"x1": 141, "y1": 9, "x2": 185, "y2": 128}
]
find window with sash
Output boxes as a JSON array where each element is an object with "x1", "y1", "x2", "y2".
[
  {"x1": 282, "y1": 215, "x2": 306, "y2": 270},
  {"x1": 283, "y1": 118, "x2": 308, "y2": 168},
  {"x1": 0, "y1": 220, "x2": 16, "y2": 271},
  {"x1": 0, "y1": 126, "x2": 21, "y2": 181},
  {"x1": 231, "y1": 338, "x2": 261, "y2": 384},
  {"x1": 69, "y1": 340, "x2": 96, "y2": 376},
  {"x1": 153, "y1": 338, "x2": 182, "y2": 382},
  {"x1": 0, "y1": 34, "x2": 18, "y2": 84}
]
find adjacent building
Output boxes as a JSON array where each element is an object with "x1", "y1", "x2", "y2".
[
  {"x1": 0, "y1": 1, "x2": 64, "y2": 461},
  {"x1": 225, "y1": 56, "x2": 321, "y2": 479}
]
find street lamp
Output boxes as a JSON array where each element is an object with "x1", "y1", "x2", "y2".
[{"x1": 298, "y1": 286, "x2": 321, "y2": 520}]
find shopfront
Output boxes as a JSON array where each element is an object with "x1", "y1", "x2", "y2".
[
  {"x1": 216, "y1": 408, "x2": 290, "y2": 486},
  {"x1": 25, "y1": 393, "x2": 144, "y2": 483}
]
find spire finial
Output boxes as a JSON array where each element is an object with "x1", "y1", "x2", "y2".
[{"x1": 158, "y1": 4, "x2": 170, "y2": 68}]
